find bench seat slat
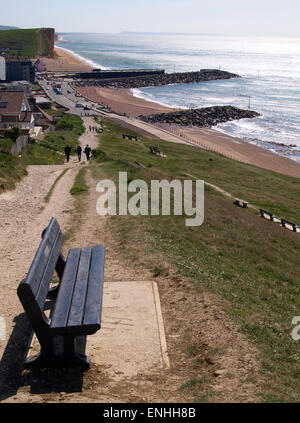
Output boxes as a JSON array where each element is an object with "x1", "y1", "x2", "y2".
[
  {"x1": 49, "y1": 248, "x2": 81, "y2": 335},
  {"x1": 83, "y1": 246, "x2": 105, "y2": 335},
  {"x1": 67, "y1": 247, "x2": 92, "y2": 335}
]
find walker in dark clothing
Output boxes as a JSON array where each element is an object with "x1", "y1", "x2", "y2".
[
  {"x1": 76, "y1": 145, "x2": 82, "y2": 162},
  {"x1": 64, "y1": 145, "x2": 71, "y2": 163},
  {"x1": 84, "y1": 145, "x2": 92, "y2": 161}
]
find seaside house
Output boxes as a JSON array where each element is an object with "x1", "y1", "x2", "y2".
[{"x1": 0, "y1": 90, "x2": 34, "y2": 132}]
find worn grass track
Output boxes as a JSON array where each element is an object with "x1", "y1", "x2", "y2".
[{"x1": 89, "y1": 118, "x2": 300, "y2": 402}]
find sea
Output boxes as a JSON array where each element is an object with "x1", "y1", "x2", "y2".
[{"x1": 56, "y1": 32, "x2": 300, "y2": 163}]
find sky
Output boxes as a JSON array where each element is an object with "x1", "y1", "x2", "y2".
[{"x1": 2, "y1": 0, "x2": 300, "y2": 37}]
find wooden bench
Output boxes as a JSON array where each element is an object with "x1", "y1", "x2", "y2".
[
  {"x1": 122, "y1": 134, "x2": 138, "y2": 141},
  {"x1": 149, "y1": 146, "x2": 166, "y2": 157},
  {"x1": 17, "y1": 217, "x2": 105, "y2": 369},
  {"x1": 260, "y1": 209, "x2": 276, "y2": 221},
  {"x1": 234, "y1": 199, "x2": 248, "y2": 208},
  {"x1": 281, "y1": 218, "x2": 298, "y2": 232}
]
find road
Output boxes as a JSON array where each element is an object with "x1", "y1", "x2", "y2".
[
  {"x1": 38, "y1": 77, "x2": 105, "y2": 117},
  {"x1": 38, "y1": 76, "x2": 190, "y2": 145}
]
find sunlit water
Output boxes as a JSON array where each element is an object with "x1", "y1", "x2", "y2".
[{"x1": 57, "y1": 33, "x2": 300, "y2": 162}]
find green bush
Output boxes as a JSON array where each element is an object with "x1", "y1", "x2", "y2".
[
  {"x1": 55, "y1": 114, "x2": 85, "y2": 135},
  {"x1": 3, "y1": 127, "x2": 21, "y2": 142},
  {"x1": 92, "y1": 149, "x2": 107, "y2": 162}
]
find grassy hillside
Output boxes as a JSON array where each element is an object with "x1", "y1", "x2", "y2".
[
  {"x1": 0, "y1": 27, "x2": 54, "y2": 57},
  {"x1": 0, "y1": 114, "x2": 84, "y2": 193},
  {"x1": 40, "y1": 114, "x2": 85, "y2": 154},
  {"x1": 0, "y1": 138, "x2": 63, "y2": 193},
  {"x1": 90, "y1": 118, "x2": 300, "y2": 402}
]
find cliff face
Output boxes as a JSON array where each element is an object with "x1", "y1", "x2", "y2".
[{"x1": 37, "y1": 28, "x2": 55, "y2": 57}]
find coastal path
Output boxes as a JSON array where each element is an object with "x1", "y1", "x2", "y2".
[{"x1": 0, "y1": 117, "x2": 170, "y2": 402}]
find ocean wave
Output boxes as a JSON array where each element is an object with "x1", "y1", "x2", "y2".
[
  {"x1": 130, "y1": 88, "x2": 188, "y2": 110},
  {"x1": 54, "y1": 45, "x2": 111, "y2": 70}
]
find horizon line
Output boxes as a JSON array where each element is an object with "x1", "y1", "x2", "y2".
[{"x1": 54, "y1": 31, "x2": 300, "y2": 39}]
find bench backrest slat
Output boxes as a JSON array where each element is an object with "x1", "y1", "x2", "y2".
[
  {"x1": 36, "y1": 230, "x2": 64, "y2": 309},
  {"x1": 18, "y1": 217, "x2": 64, "y2": 310}
]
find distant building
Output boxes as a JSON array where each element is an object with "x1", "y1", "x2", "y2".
[
  {"x1": 0, "y1": 56, "x2": 5, "y2": 81},
  {"x1": 35, "y1": 58, "x2": 46, "y2": 73},
  {"x1": 0, "y1": 90, "x2": 34, "y2": 131},
  {"x1": 5, "y1": 59, "x2": 35, "y2": 83}
]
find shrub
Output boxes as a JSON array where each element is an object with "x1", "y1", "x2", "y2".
[
  {"x1": 92, "y1": 149, "x2": 107, "y2": 162},
  {"x1": 3, "y1": 127, "x2": 21, "y2": 142}
]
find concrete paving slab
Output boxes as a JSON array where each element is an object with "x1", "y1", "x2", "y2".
[{"x1": 86, "y1": 281, "x2": 169, "y2": 378}]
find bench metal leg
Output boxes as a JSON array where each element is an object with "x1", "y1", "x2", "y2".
[
  {"x1": 24, "y1": 337, "x2": 57, "y2": 369},
  {"x1": 24, "y1": 348, "x2": 57, "y2": 369},
  {"x1": 63, "y1": 335, "x2": 90, "y2": 369},
  {"x1": 25, "y1": 337, "x2": 90, "y2": 369}
]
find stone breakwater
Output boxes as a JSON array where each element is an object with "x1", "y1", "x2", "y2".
[
  {"x1": 139, "y1": 106, "x2": 260, "y2": 128},
  {"x1": 74, "y1": 69, "x2": 240, "y2": 89}
]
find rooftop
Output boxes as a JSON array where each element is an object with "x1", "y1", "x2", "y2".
[
  {"x1": 0, "y1": 90, "x2": 25, "y2": 113},
  {"x1": 0, "y1": 90, "x2": 33, "y2": 123}
]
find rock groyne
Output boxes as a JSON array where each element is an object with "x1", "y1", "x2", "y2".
[
  {"x1": 139, "y1": 106, "x2": 260, "y2": 128},
  {"x1": 75, "y1": 69, "x2": 240, "y2": 89}
]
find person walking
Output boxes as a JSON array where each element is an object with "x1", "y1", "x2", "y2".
[
  {"x1": 76, "y1": 145, "x2": 82, "y2": 162},
  {"x1": 84, "y1": 144, "x2": 92, "y2": 161},
  {"x1": 64, "y1": 144, "x2": 71, "y2": 163}
]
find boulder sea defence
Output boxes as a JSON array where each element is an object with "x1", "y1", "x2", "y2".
[
  {"x1": 75, "y1": 69, "x2": 240, "y2": 89},
  {"x1": 139, "y1": 106, "x2": 260, "y2": 128}
]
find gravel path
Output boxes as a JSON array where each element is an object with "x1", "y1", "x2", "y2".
[
  {"x1": 0, "y1": 118, "x2": 101, "y2": 396},
  {"x1": 0, "y1": 165, "x2": 77, "y2": 357}
]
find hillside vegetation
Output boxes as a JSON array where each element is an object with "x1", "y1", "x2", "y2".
[
  {"x1": 0, "y1": 27, "x2": 54, "y2": 57},
  {"x1": 0, "y1": 114, "x2": 84, "y2": 193},
  {"x1": 91, "y1": 118, "x2": 300, "y2": 402}
]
